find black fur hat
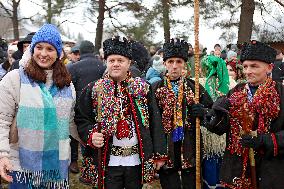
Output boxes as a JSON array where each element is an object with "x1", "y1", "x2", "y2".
[
  {"x1": 163, "y1": 38, "x2": 189, "y2": 62},
  {"x1": 131, "y1": 41, "x2": 150, "y2": 72},
  {"x1": 240, "y1": 41, "x2": 276, "y2": 64},
  {"x1": 103, "y1": 36, "x2": 132, "y2": 60}
]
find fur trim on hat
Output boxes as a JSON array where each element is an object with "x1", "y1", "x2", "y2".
[
  {"x1": 163, "y1": 38, "x2": 189, "y2": 62},
  {"x1": 131, "y1": 41, "x2": 150, "y2": 72},
  {"x1": 103, "y1": 36, "x2": 132, "y2": 60}
]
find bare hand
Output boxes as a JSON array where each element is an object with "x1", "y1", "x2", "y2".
[
  {"x1": 92, "y1": 132, "x2": 104, "y2": 148},
  {"x1": 154, "y1": 160, "x2": 166, "y2": 171},
  {"x1": 0, "y1": 157, "x2": 13, "y2": 182}
]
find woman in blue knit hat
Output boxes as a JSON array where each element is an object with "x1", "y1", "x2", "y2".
[{"x1": 0, "y1": 24, "x2": 77, "y2": 188}]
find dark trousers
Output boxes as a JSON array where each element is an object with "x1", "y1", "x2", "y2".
[
  {"x1": 159, "y1": 167, "x2": 196, "y2": 189},
  {"x1": 70, "y1": 136, "x2": 79, "y2": 162},
  {"x1": 105, "y1": 165, "x2": 142, "y2": 189}
]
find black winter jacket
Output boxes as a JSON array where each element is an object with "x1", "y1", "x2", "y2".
[{"x1": 68, "y1": 53, "x2": 106, "y2": 101}]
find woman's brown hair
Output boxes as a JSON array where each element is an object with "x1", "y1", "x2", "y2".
[{"x1": 25, "y1": 57, "x2": 71, "y2": 89}]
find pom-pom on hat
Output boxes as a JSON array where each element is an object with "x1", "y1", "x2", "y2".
[
  {"x1": 163, "y1": 38, "x2": 189, "y2": 62},
  {"x1": 240, "y1": 40, "x2": 276, "y2": 64},
  {"x1": 103, "y1": 36, "x2": 132, "y2": 60},
  {"x1": 30, "y1": 24, "x2": 62, "y2": 58}
]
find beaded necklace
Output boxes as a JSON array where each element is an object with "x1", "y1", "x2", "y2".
[
  {"x1": 155, "y1": 76, "x2": 195, "y2": 135},
  {"x1": 91, "y1": 73, "x2": 150, "y2": 137},
  {"x1": 166, "y1": 76, "x2": 184, "y2": 129},
  {"x1": 115, "y1": 83, "x2": 133, "y2": 139}
]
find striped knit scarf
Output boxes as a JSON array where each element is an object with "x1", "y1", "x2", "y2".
[{"x1": 16, "y1": 67, "x2": 72, "y2": 187}]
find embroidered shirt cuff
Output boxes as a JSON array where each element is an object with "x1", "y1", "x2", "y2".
[
  {"x1": 87, "y1": 127, "x2": 98, "y2": 149},
  {"x1": 153, "y1": 153, "x2": 168, "y2": 161}
]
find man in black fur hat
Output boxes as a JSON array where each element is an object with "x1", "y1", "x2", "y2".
[
  {"x1": 206, "y1": 40, "x2": 284, "y2": 189},
  {"x1": 75, "y1": 36, "x2": 167, "y2": 189},
  {"x1": 152, "y1": 38, "x2": 213, "y2": 189}
]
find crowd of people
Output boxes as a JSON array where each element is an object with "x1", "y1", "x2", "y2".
[{"x1": 0, "y1": 23, "x2": 284, "y2": 189}]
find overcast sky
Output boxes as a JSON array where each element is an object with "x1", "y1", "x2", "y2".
[{"x1": 19, "y1": 0, "x2": 283, "y2": 51}]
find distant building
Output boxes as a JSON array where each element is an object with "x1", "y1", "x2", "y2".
[
  {"x1": 1, "y1": 22, "x2": 76, "y2": 45},
  {"x1": 267, "y1": 41, "x2": 284, "y2": 54}
]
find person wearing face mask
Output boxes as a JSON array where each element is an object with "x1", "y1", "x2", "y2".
[
  {"x1": 0, "y1": 24, "x2": 76, "y2": 188},
  {"x1": 75, "y1": 36, "x2": 167, "y2": 189},
  {"x1": 206, "y1": 41, "x2": 284, "y2": 189},
  {"x1": 152, "y1": 38, "x2": 213, "y2": 189}
]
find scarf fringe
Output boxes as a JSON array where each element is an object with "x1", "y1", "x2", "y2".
[
  {"x1": 201, "y1": 126, "x2": 226, "y2": 159},
  {"x1": 15, "y1": 170, "x2": 68, "y2": 188}
]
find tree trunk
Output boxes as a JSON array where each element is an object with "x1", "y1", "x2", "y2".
[
  {"x1": 94, "y1": 0, "x2": 105, "y2": 54},
  {"x1": 12, "y1": 0, "x2": 19, "y2": 40},
  {"x1": 47, "y1": 0, "x2": 52, "y2": 23},
  {"x1": 162, "y1": 0, "x2": 170, "y2": 42},
  {"x1": 238, "y1": 0, "x2": 255, "y2": 43}
]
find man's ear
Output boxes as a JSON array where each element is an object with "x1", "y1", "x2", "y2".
[{"x1": 268, "y1": 63, "x2": 274, "y2": 72}]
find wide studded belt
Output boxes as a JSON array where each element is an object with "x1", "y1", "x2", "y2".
[{"x1": 110, "y1": 144, "x2": 139, "y2": 157}]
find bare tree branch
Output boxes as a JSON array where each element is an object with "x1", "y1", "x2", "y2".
[
  {"x1": 274, "y1": 0, "x2": 284, "y2": 7},
  {"x1": 0, "y1": 2, "x2": 12, "y2": 17},
  {"x1": 105, "y1": 2, "x2": 134, "y2": 11},
  {"x1": 27, "y1": 0, "x2": 47, "y2": 10},
  {"x1": 107, "y1": 9, "x2": 128, "y2": 33},
  {"x1": 18, "y1": 13, "x2": 38, "y2": 21},
  {"x1": 85, "y1": 14, "x2": 98, "y2": 23},
  {"x1": 260, "y1": 0, "x2": 282, "y2": 23},
  {"x1": 15, "y1": 0, "x2": 21, "y2": 7}
]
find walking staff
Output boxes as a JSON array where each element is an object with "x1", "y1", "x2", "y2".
[
  {"x1": 153, "y1": 38, "x2": 213, "y2": 189},
  {"x1": 193, "y1": 0, "x2": 201, "y2": 188}
]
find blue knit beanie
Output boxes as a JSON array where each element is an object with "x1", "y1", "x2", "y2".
[{"x1": 30, "y1": 24, "x2": 62, "y2": 58}]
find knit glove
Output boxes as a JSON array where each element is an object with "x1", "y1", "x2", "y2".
[
  {"x1": 212, "y1": 96, "x2": 230, "y2": 115},
  {"x1": 191, "y1": 103, "x2": 207, "y2": 118},
  {"x1": 240, "y1": 134, "x2": 268, "y2": 149}
]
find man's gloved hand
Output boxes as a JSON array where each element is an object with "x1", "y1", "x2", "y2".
[
  {"x1": 212, "y1": 96, "x2": 230, "y2": 115},
  {"x1": 240, "y1": 134, "x2": 265, "y2": 149},
  {"x1": 191, "y1": 103, "x2": 206, "y2": 118},
  {"x1": 204, "y1": 109, "x2": 219, "y2": 128}
]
